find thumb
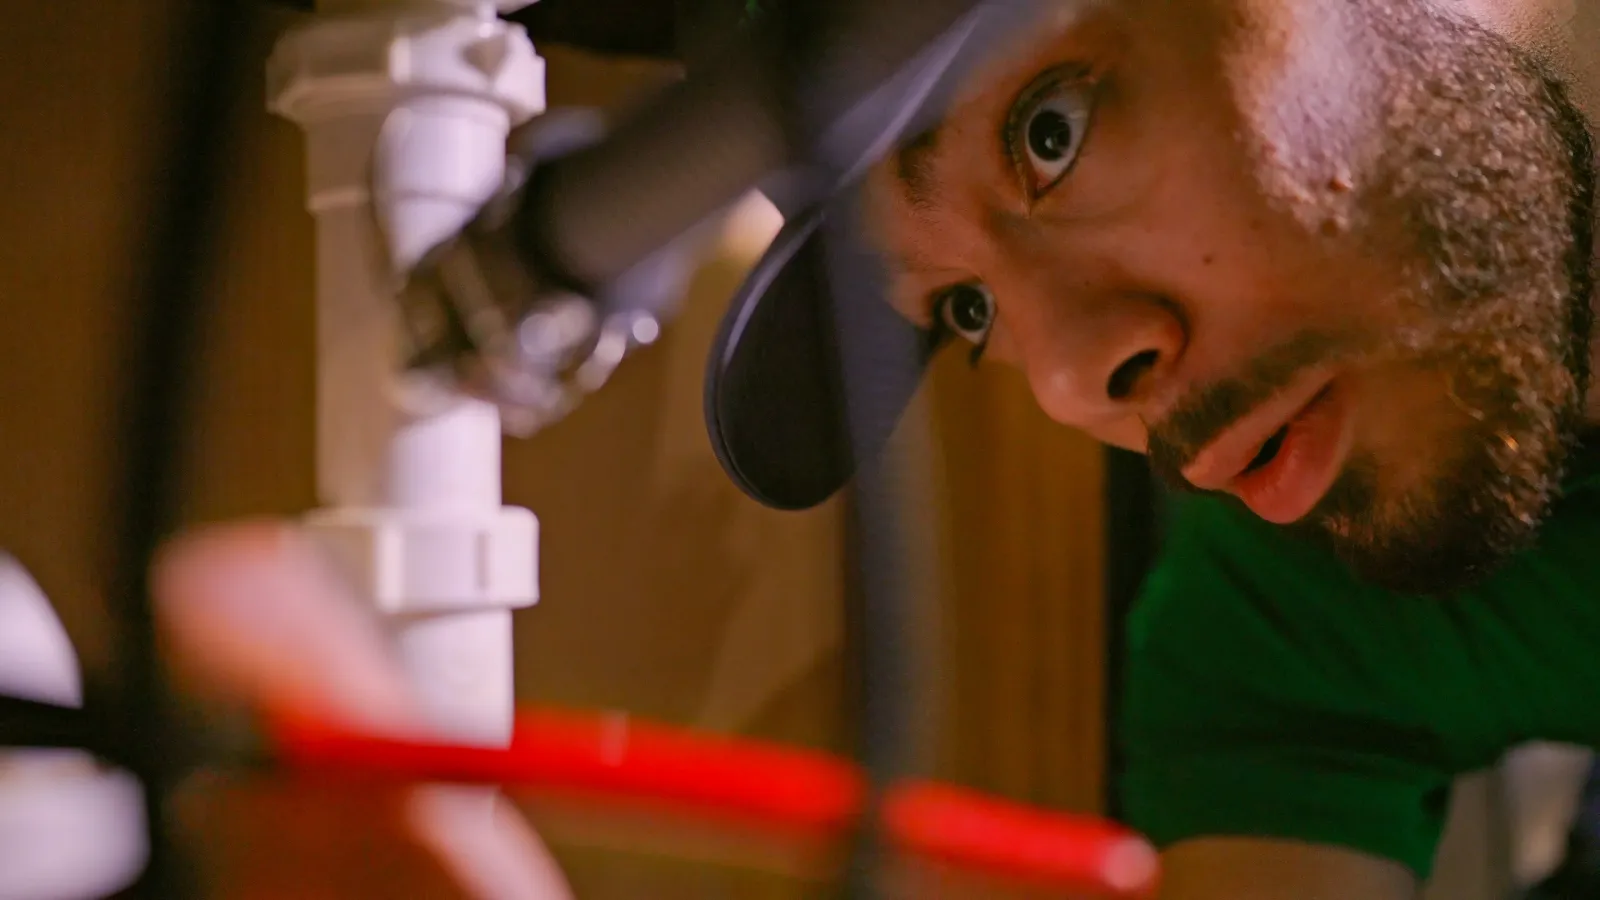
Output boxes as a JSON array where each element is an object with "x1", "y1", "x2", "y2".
[
  {"x1": 152, "y1": 520, "x2": 420, "y2": 736},
  {"x1": 154, "y1": 521, "x2": 578, "y2": 900}
]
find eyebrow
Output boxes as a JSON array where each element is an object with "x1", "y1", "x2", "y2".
[
  {"x1": 895, "y1": 124, "x2": 945, "y2": 211},
  {"x1": 886, "y1": 248, "x2": 933, "y2": 276}
]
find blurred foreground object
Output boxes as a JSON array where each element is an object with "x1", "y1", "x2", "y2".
[
  {"x1": 268, "y1": 705, "x2": 1161, "y2": 897},
  {"x1": 0, "y1": 558, "x2": 146, "y2": 900}
]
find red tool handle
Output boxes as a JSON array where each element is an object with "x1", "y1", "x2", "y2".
[{"x1": 271, "y1": 705, "x2": 1158, "y2": 897}]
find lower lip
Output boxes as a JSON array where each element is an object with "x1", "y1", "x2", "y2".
[{"x1": 1229, "y1": 381, "x2": 1353, "y2": 524}]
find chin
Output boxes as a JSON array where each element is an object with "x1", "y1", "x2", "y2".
[{"x1": 1296, "y1": 444, "x2": 1563, "y2": 596}]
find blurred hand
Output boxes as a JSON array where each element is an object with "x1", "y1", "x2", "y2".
[{"x1": 153, "y1": 521, "x2": 574, "y2": 900}]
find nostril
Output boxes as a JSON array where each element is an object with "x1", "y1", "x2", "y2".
[{"x1": 1107, "y1": 350, "x2": 1161, "y2": 401}]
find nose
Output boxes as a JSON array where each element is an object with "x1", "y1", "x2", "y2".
[{"x1": 1013, "y1": 292, "x2": 1186, "y2": 428}]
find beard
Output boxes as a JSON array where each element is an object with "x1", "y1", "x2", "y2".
[
  {"x1": 1150, "y1": 1, "x2": 1597, "y2": 595},
  {"x1": 1308, "y1": 2, "x2": 1596, "y2": 594}
]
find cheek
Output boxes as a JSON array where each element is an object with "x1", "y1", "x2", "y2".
[
  {"x1": 1081, "y1": 418, "x2": 1148, "y2": 454},
  {"x1": 1097, "y1": 173, "x2": 1410, "y2": 367},
  {"x1": 1079, "y1": 216, "x2": 1319, "y2": 368},
  {"x1": 1212, "y1": 4, "x2": 1384, "y2": 226},
  {"x1": 982, "y1": 319, "x2": 1022, "y2": 366},
  {"x1": 1342, "y1": 365, "x2": 1475, "y2": 494}
]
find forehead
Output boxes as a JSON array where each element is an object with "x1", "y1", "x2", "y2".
[
  {"x1": 937, "y1": 0, "x2": 1138, "y2": 112},
  {"x1": 867, "y1": 0, "x2": 1241, "y2": 197},
  {"x1": 863, "y1": 0, "x2": 1600, "y2": 315},
  {"x1": 886, "y1": 0, "x2": 1597, "y2": 145},
  {"x1": 861, "y1": 2, "x2": 1211, "y2": 253},
  {"x1": 867, "y1": 0, "x2": 1599, "y2": 217}
]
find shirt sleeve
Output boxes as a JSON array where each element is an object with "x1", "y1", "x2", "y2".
[{"x1": 1116, "y1": 495, "x2": 1455, "y2": 881}]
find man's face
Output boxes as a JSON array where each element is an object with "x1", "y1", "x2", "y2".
[{"x1": 868, "y1": 0, "x2": 1596, "y2": 594}]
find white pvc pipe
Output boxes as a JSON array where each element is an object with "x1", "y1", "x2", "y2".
[
  {"x1": 270, "y1": 0, "x2": 543, "y2": 750},
  {"x1": 0, "y1": 6, "x2": 547, "y2": 897},
  {"x1": 0, "y1": 559, "x2": 148, "y2": 900}
]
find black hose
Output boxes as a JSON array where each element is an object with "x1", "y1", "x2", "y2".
[
  {"x1": 816, "y1": 190, "x2": 935, "y2": 900},
  {"x1": 105, "y1": 0, "x2": 259, "y2": 895}
]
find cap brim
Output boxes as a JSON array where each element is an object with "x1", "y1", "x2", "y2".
[{"x1": 704, "y1": 197, "x2": 936, "y2": 511}]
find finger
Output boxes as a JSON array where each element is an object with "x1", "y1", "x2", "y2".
[
  {"x1": 155, "y1": 522, "x2": 576, "y2": 899},
  {"x1": 407, "y1": 788, "x2": 576, "y2": 900},
  {"x1": 152, "y1": 520, "x2": 419, "y2": 734}
]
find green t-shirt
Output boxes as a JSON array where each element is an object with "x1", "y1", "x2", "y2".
[{"x1": 1119, "y1": 440, "x2": 1600, "y2": 880}]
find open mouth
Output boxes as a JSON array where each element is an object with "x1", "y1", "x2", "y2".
[
  {"x1": 1178, "y1": 371, "x2": 1348, "y2": 508},
  {"x1": 1225, "y1": 381, "x2": 1354, "y2": 525},
  {"x1": 1241, "y1": 424, "x2": 1290, "y2": 476}
]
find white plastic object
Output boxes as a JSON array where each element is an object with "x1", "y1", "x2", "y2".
[
  {"x1": 268, "y1": 0, "x2": 543, "y2": 751},
  {"x1": 0, "y1": 557, "x2": 149, "y2": 900},
  {"x1": 0, "y1": 557, "x2": 82, "y2": 709},
  {"x1": 1502, "y1": 742, "x2": 1595, "y2": 888},
  {"x1": 0, "y1": 762, "x2": 148, "y2": 900}
]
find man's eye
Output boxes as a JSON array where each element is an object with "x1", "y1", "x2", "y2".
[
  {"x1": 1007, "y1": 72, "x2": 1096, "y2": 196},
  {"x1": 936, "y1": 283, "x2": 996, "y2": 345}
]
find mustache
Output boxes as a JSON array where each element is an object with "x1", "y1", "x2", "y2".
[{"x1": 1146, "y1": 331, "x2": 1344, "y2": 490}]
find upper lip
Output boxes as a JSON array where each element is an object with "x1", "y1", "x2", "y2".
[{"x1": 1180, "y1": 370, "x2": 1339, "y2": 491}]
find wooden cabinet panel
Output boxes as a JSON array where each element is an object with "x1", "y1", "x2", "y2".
[{"x1": 927, "y1": 353, "x2": 1108, "y2": 814}]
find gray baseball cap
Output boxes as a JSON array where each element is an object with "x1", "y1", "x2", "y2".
[{"x1": 704, "y1": 193, "x2": 941, "y2": 511}]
